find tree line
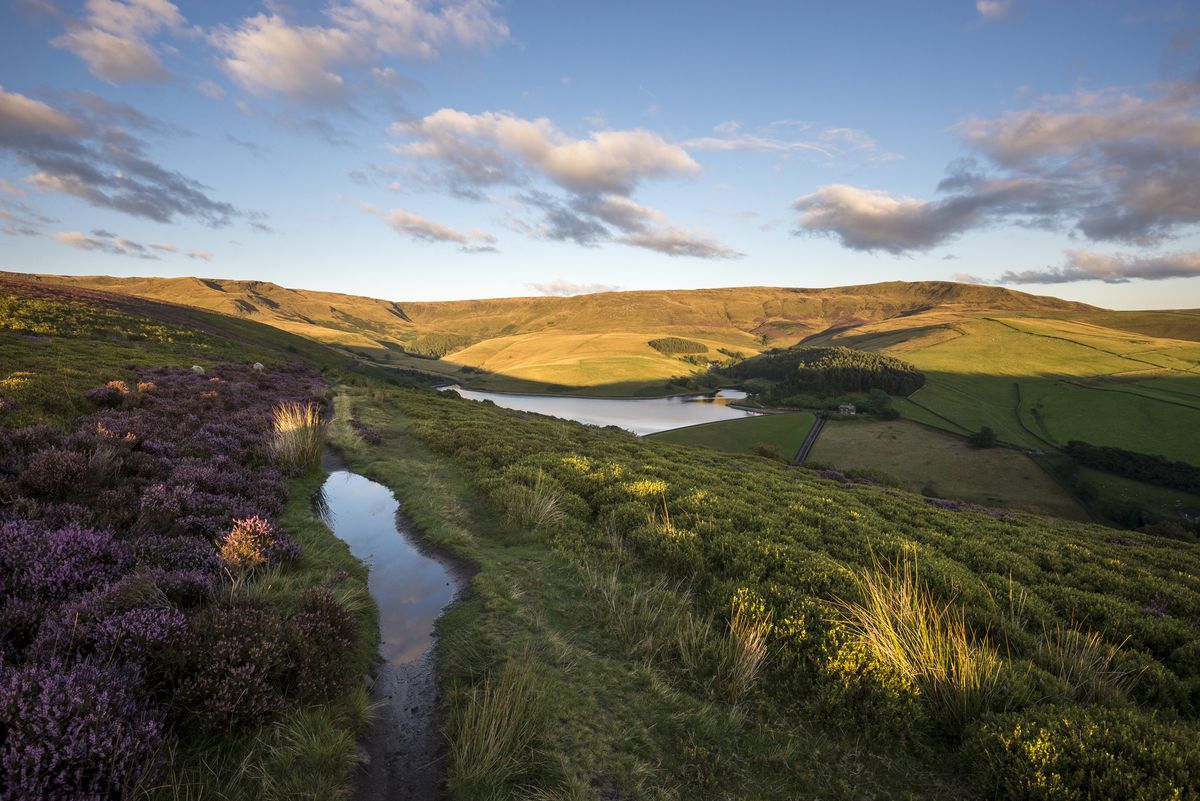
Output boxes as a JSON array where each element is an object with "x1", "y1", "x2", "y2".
[
  {"x1": 1064, "y1": 440, "x2": 1200, "y2": 494},
  {"x1": 725, "y1": 345, "x2": 925, "y2": 398}
]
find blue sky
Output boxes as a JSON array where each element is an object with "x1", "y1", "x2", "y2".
[{"x1": 1, "y1": 0, "x2": 1199, "y2": 308}]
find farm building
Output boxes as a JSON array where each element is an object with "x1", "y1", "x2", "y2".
[{"x1": 838, "y1": 403, "x2": 856, "y2": 416}]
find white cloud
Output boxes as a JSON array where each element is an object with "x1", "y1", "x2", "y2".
[
  {"x1": 364, "y1": 202, "x2": 496, "y2": 251},
  {"x1": 197, "y1": 80, "x2": 226, "y2": 100},
  {"x1": 52, "y1": 0, "x2": 185, "y2": 83},
  {"x1": 526, "y1": 279, "x2": 620, "y2": 296},
  {"x1": 213, "y1": 0, "x2": 507, "y2": 104},
  {"x1": 394, "y1": 108, "x2": 700, "y2": 196}
]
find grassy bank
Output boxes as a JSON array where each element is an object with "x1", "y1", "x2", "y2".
[{"x1": 332, "y1": 383, "x2": 1200, "y2": 799}]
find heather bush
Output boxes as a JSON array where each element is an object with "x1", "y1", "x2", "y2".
[
  {"x1": 19, "y1": 447, "x2": 88, "y2": 498},
  {"x1": 0, "y1": 658, "x2": 166, "y2": 801},
  {"x1": 284, "y1": 588, "x2": 359, "y2": 702},
  {"x1": 0, "y1": 521, "x2": 130, "y2": 605},
  {"x1": 130, "y1": 533, "x2": 222, "y2": 576},
  {"x1": 171, "y1": 603, "x2": 288, "y2": 730}
]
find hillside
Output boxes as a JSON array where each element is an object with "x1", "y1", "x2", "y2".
[{"x1": 6, "y1": 271, "x2": 1106, "y2": 389}]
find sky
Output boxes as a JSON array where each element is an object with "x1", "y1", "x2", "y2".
[{"x1": 1, "y1": 0, "x2": 1199, "y2": 309}]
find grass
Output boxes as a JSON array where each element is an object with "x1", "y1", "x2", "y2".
[
  {"x1": 835, "y1": 554, "x2": 1005, "y2": 734},
  {"x1": 446, "y1": 653, "x2": 543, "y2": 795},
  {"x1": 271, "y1": 402, "x2": 326, "y2": 473},
  {"x1": 809, "y1": 418, "x2": 1088, "y2": 519},
  {"x1": 649, "y1": 412, "x2": 816, "y2": 458}
]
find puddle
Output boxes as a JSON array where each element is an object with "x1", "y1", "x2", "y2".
[{"x1": 315, "y1": 464, "x2": 464, "y2": 801}]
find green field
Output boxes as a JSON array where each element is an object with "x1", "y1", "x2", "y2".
[
  {"x1": 648, "y1": 411, "x2": 816, "y2": 457},
  {"x1": 810, "y1": 419, "x2": 1089, "y2": 520}
]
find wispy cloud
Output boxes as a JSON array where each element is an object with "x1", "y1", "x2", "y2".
[
  {"x1": 998, "y1": 249, "x2": 1200, "y2": 284},
  {"x1": 976, "y1": 0, "x2": 1016, "y2": 23},
  {"x1": 0, "y1": 86, "x2": 238, "y2": 226},
  {"x1": 55, "y1": 229, "x2": 160, "y2": 258},
  {"x1": 526, "y1": 279, "x2": 620, "y2": 296},
  {"x1": 685, "y1": 120, "x2": 894, "y2": 162},
  {"x1": 363, "y1": 202, "x2": 497, "y2": 252}
]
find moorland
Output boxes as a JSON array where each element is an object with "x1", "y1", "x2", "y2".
[{"x1": 2, "y1": 270, "x2": 1200, "y2": 801}]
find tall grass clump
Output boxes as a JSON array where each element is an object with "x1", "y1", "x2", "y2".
[
  {"x1": 719, "y1": 589, "x2": 773, "y2": 704},
  {"x1": 447, "y1": 654, "x2": 542, "y2": 796},
  {"x1": 502, "y1": 470, "x2": 565, "y2": 531},
  {"x1": 271, "y1": 402, "x2": 324, "y2": 474},
  {"x1": 835, "y1": 554, "x2": 1004, "y2": 733},
  {"x1": 1037, "y1": 621, "x2": 1138, "y2": 704}
]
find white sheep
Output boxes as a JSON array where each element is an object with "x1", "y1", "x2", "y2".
[
  {"x1": 191, "y1": 365, "x2": 205, "y2": 375},
  {"x1": 252, "y1": 362, "x2": 265, "y2": 372}
]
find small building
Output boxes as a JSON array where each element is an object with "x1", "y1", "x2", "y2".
[{"x1": 838, "y1": 403, "x2": 856, "y2": 416}]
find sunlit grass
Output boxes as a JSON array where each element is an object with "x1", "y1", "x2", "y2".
[
  {"x1": 836, "y1": 554, "x2": 1005, "y2": 733},
  {"x1": 271, "y1": 402, "x2": 325, "y2": 473}
]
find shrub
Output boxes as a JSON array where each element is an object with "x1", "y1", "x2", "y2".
[
  {"x1": 271, "y1": 402, "x2": 325, "y2": 474},
  {"x1": 349, "y1": 418, "x2": 382, "y2": 445},
  {"x1": 0, "y1": 658, "x2": 165, "y2": 801},
  {"x1": 750, "y1": 442, "x2": 785, "y2": 461},
  {"x1": 171, "y1": 603, "x2": 288, "y2": 731},
  {"x1": 834, "y1": 554, "x2": 1005, "y2": 733},
  {"x1": 0, "y1": 521, "x2": 130, "y2": 605},
  {"x1": 968, "y1": 426, "x2": 998, "y2": 448},
  {"x1": 19, "y1": 447, "x2": 89, "y2": 498},
  {"x1": 965, "y1": 706, "x2": 1200, "y2": 800},
  {"x1": 284, "y1": 589, "x2": 359, "y2": 702}
]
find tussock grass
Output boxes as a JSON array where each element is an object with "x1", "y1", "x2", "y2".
[
  {"x1": 503, "y1": 470, "x2": 565, "y2": 531},
  {"x1": 447, "y1": 653, "x2": 543, "y2": 796},
  {"x1": 1037, "y1": 621, "x2": 1138, "y2": 704},
  {"x1": 836, "y1": 554, "x2": 1005, "y2": 732},
  {"x1": 271, "y1": 402, "x2": 325, "y2": 473},
  {"x1": 719, "y1": 602, "x2": 772, "y2": 704}
]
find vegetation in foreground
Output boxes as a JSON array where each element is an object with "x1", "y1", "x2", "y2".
[
  {"x1": 335, "y1": 384, "x2": 1200, "y2": 800},
  {"x1": 0, "y1": 281, "x2": 376, "y2": 801}
]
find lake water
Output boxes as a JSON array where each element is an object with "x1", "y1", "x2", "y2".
[
  {"x1": 442, "y1": 386, "x2": 758, "y2": 436},
  {"x1": 314, "y1": 469, "x2": 454, "y2": 666}
]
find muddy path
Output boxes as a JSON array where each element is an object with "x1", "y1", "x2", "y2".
[{"x1": 315, "y1": 450, "x2": 472, "y2": 801}]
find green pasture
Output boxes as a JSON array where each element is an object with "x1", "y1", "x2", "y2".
[{"x1": 647, "y1": 411, "x2": 816, "y2": 458}]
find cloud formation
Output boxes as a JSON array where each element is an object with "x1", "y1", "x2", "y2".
[
  {"x1": 526, "y1": 279, "x2": 620, "y2": 296},
  {"x1": 0, "y1": 86, "x2": 237, "y2": 226},
  {"x1": 55, "y1": 229, "x2": 159, "y2": 258},
  {"x1": 685, "y1": 120, "x2": 895, "y2": 162},
  {"x1": 976, "y1": 0, "x2": 1016, "y2": 22},
  {"x1": 53, "y1": 0, "x2": 185, "y2": 83},
  {"x1": 393, "y1": 108, "x2": 739, "y2": 258},
  {"x1": 364, "y1": 202, "x2": 497, "y2": 252},
  {"x1": 213, "y1": 0, "x2": 507, "y2": 104},
  {"x1": 998, "y1": 249, "x2": 1200, "y2": 284},
  {"x1": 795, "y1": 83, "x2": 1200, "y2": 253}
]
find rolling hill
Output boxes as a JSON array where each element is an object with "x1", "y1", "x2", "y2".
[{"x1": 7, "y1": 270, "x2": 1199, "y2": 466}]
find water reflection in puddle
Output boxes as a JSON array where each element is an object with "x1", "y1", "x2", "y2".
[{"x1": 315, "y1": 470, "x2": 453, "y2": 666}]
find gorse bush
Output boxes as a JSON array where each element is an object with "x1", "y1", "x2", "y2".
[
  {"x1": 271, "y1": 402, "x2": 325, "y2": 474},
  {"x1": 834, "y1": 554, "x2": 1005, "y2": 733}
]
